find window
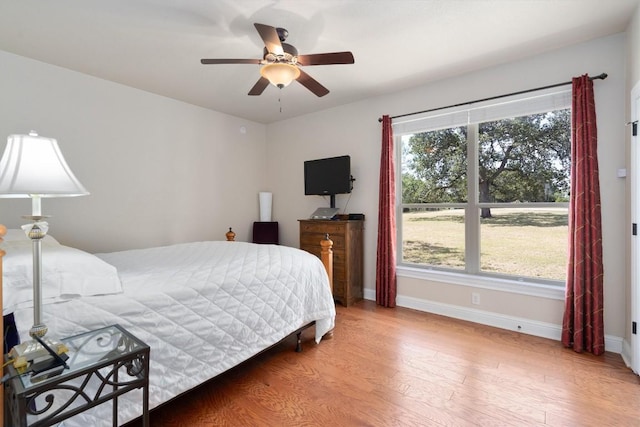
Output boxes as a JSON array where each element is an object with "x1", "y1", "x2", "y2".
[{"x1": 397, "y1": 90, "x2": 571, "y2": 285}]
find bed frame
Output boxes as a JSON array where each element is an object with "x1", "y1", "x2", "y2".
[
  {"x1": 225, "y1": 228, "x2": 335, "y2": 347},
  {"x1": 293, "y1": 233, "x2": 335, "y2": 348},
  {"x1": 0, "y1": 227, "x2": 333, "y2": 426}
]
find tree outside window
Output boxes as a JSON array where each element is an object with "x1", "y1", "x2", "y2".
[{"x1": 399, "y1": 108, "x2": 570, "y2": 283}]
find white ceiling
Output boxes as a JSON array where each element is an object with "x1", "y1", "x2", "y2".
[{"x1": 0, "y1": 0, "x2": 638, "y2": 124}]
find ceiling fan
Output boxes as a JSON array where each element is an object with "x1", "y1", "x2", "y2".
[{"x1": 200, "y1": 23, "x2": 355, "y2": 97}]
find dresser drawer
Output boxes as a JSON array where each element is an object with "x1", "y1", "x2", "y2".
[
  {"x1": 333, "y1": 262, "x2": 345, "y2": 282},
  {"x1": 332, "y1": 250, "x2": 345, "y2": 267},
  {"x1": 332, "y1": 279, "x2": 345, "y2": 299},
  {"x1": 300, "y1": 233, "x2": 345, "y2": 250},
  {"x1": 300, "y1": 221, "x2": 346, "y2": 235},
  {"x1": 300, "y1": 246, "x2": 346, "y2": 279},
  {"x1": 300, "y1": 245, "x2": 321, "y2": 258}
]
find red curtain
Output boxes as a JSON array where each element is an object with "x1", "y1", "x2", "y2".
[
  {"x1": 376, "y1": 115, "x2": 397, "y2": 307},
  {"x1": 561, "y1": 75, "x2": 604, "y2": 355}
]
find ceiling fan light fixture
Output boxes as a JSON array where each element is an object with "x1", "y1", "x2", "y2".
[
  {"x1": 260, "y1": 63, "x2": 300, "y2": 88},
  {"x1": 201, "y1": 23, "x2": 352, "y2": 97}
]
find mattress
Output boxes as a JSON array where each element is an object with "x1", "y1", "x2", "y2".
[{"x1": 7, "y1": 240, "x2": 336, "y2": 426}]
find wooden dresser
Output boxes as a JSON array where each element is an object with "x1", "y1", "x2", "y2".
[{"x1": 299, "y1": 219, "x2": 364, "y2": 306}]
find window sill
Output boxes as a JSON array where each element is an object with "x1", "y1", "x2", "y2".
[{"x1": 396, "y1": 265, "x2": 565, "y2": 300}]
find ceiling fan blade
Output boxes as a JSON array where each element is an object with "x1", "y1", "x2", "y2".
[
  {"x1": 248, "y1": 77, "x2": 270, "y2": 96},
  {"x1": 297, "y1": 52, "x2": 355, "y2": 66},
  {"x1": 254, "y1": 23, "x2": 284, "y2": 56},
  {"x1": 296, "y1": 69, "x2": 329, "y2": 97},
  {"x1": 201, "y1": 58, "x2": 262, "y2": 65}
]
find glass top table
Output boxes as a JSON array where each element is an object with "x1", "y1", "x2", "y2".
[{"x1": 5, "y1": 324, "x2": 150, "y2": 427}]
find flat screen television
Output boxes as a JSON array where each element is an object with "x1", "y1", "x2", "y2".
[{"x1": 304, "y1": 155, "x2": 352, "y2": 208}]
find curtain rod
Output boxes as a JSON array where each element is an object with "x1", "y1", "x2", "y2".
[{"x1": 377, "y1": 73, "x2": 608, "y2": 123}]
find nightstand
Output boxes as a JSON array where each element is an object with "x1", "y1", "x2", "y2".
[
  {"x1": 4, "y1": 324, "x2": 149, "y2": 427},
  {"x1": 252, "y1": 221, "x2": 279, "y2": 244}
]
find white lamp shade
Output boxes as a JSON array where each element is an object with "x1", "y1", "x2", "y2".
[{"x1": 0, "y1": 132, "x2": 89, "y2": 198}]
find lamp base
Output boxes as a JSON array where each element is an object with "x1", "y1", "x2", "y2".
[
  {"x1": 29, "y1": 322, "x2": 48, "y2": 339},
  {"x1": 9, "y1": 337, "x2": 68, "y2": 363}
]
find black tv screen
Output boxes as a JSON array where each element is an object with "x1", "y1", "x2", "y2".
[{"x1": 304, "y1": 155, "x2": 352, "y2": 196}]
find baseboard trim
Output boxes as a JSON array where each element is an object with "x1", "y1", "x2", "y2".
[
  {"x1": 362, "y1": 289, "x2": 623, "y2": 354},
  {"x1": 621, "y1": 339, "x2": 633, "y2": 369}
]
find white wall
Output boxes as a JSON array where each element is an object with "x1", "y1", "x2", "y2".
[
  {"x1": 0, "y1": 51, "x2": 267, "y2": 253},
  {"x1": 628, "y1": 5, "x2": 640, "y2": 88},
  {"x1": 267, "y1": 33, "x2": 628, "y2": 342}
]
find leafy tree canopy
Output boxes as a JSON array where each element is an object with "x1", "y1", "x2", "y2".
[{"x1": 402, "y1": 109, "x2": 571, "y2": 215}]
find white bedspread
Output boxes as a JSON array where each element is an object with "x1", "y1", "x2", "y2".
[{"x1": 10, "y1": 241, "x2": 336, "y2": 426}]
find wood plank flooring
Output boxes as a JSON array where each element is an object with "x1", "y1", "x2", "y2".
[{"x1": 125, "y1": 300, "x2": 640, "y2": 426}]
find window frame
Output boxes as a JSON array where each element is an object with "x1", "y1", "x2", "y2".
[{"x1": 395, "y1": 90, "x2": 571, "y2": 295}]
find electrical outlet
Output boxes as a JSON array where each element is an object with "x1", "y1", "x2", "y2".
[{"x1": 471, "y1": 292, "x2": 480, "y2": 305}]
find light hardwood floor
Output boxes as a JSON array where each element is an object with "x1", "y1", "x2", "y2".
[{"x1": 126, "y1": 300, "x2": 640, "y2": 426}]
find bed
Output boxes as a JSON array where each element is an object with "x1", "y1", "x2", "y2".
[{"x1": 1, "y1": 228, "x2": 336, "y2": 426}]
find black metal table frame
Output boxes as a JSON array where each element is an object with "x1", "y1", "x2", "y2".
[{"x1": 4, "y1": 324, "x2": 150, "y2": 427}]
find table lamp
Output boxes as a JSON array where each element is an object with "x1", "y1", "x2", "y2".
[{"x1": 0, "y1": 131, "x2": 88, "y2": 360}]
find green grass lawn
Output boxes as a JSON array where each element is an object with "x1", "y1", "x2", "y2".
[{"x1": 402, "y1": 208, "x2": 568, "y2": 281}]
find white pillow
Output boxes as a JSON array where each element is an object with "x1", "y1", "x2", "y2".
[{"x1": 2, "y1": 240, "x2": 123, "y2": 315}]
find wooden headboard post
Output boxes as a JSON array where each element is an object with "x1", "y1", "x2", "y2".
[
  {"x1": 319, "y1": 233, "x2": 334, "y2": 339},
  {"x1": 320, "y1": 233, "x2": 333, "y2": 293}
]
